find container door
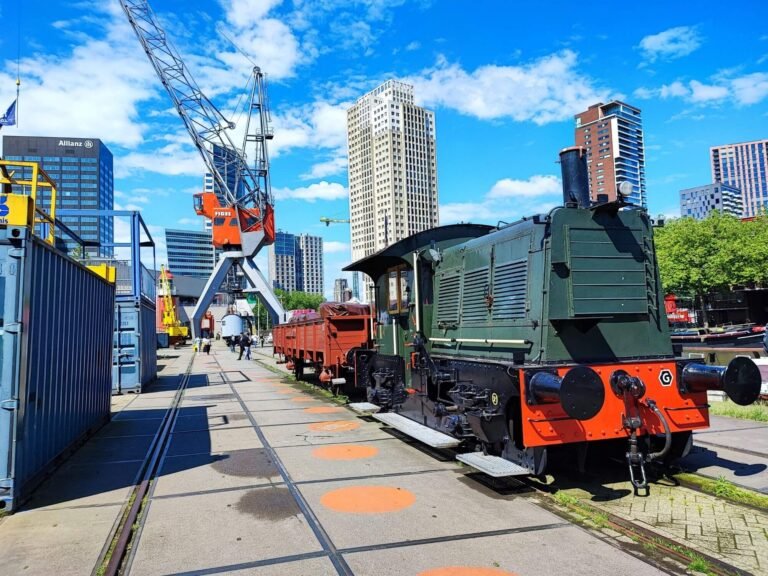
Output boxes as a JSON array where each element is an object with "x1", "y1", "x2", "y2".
[{"x1": 0, "y1": 241, "x2": 24, "y2": 510}]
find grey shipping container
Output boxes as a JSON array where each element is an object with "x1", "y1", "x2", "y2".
[
  {"x1": 113, "y1": 296, "x2": 157, "y2": 394},
  {"x1": 0, "y1": 228, "x2": 114, "y2": 512}
]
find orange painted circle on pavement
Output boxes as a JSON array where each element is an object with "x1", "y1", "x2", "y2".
[
  {"x1": 417, "y1": 569, "x2": 518, "y2": 576},
  {"x1": 304, "y1": 406, "x2": 343, "y2": 414},
  {"x1": 320, "y1": 486, "x2": 415, "y2": 513},
  {"x1": 290, "y1": 397, "x2": 314, "y2": 403},
  {"x1": 312, "y1": 444, "x2": 379, "y2": 460},
  {"x1": 308, "y1": 420, "x2": 360, "y2": 432}
]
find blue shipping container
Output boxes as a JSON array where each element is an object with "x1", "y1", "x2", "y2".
[
  {"x1": 113, "y1": 296, "x2": 157, "y2": 394},
  {"x1": 0, "y1": 228, "x2": 114, "y2": 512}
]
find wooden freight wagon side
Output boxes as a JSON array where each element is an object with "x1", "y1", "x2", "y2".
[{"x1": 273, "y1": 303, "x2": 372, "y2": 388}]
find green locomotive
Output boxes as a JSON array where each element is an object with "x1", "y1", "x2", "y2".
[{"x1": 345, "y1": 147, "x2": 761, "y2": 490}]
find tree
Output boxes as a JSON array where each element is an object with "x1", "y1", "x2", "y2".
[
  {"x1": 654, "y1": 212, "x2": 768, "y2": 325},
  {"x1": 251, "y1": 289, "x2": 325, "y2": 329}
]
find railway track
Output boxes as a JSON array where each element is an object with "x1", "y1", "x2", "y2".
[{"x1": 92, "y1": 357, "x2": 195, "y2": 576}]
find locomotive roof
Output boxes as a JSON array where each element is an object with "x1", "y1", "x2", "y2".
[{"x1": 344, "y1": 223, "x2": 494, "y2": 280}]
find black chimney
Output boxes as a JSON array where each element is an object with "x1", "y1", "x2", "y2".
[{"x1": 559, "y1": 146, "x2": 590, "y2": 209}]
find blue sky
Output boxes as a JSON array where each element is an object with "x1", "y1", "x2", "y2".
[{"x1": 1, "y1": 0, "x2": 767, "y2": 298}]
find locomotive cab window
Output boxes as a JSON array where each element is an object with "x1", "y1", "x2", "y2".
[{"x1": 387, "y1": 266, "x2": 412, "y2": 315}]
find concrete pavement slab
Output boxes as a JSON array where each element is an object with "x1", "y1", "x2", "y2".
[
  {"x1": 297, "y1": 470, "x2": 563, "y2": 549},
  {"x1": 695, "y1": 415, "x2": 768, "y2": 456},
  {"x1": 259, "y1": 420, "x2": 393, "y2": 448},
  {"x1": 276, "y1": 438, "x2": 457, "y2": 483},
  {"x1": 0, "y1": 504, "x2": 123, "y2": 576},
  {"x1": 129, "y1": 486, "x2": 324, "y2": 576},
  {"x1": 341, "y1": 525, "x2": 663, "y2": 576},
  {"x1": 93, "y1": 416, "x2": 164, "y2": 438},
  {"x1": 244, "y1": 399, "x2": 325, "y2": 412},
  {"x1": 75, "y1": 434, "x2": 154, "y2": 463},
  {"x1": 174, "y1": 411, "x2": 252, "y2": 433},
  {"x1": 24, "y1": 459, "x2": 141, "y2": 511},
  {"x1": 253, "y1": 408, "x2": 358, "y2": 426},
  {"x1": 153, "y1": 448, "x2": 283, "y2": 497},
  {"x1": 681, "y1": 444, "x2": 768, "y2": 492},
  {"x1": 209, "y1": 556, "x2": 337, "y2": 575},
  {"x1": 167, "y1": 427, "x2": 263, "y2": 457},
  {"x1": 182, "y1": 401, "x2": 248, "y2": 416}
]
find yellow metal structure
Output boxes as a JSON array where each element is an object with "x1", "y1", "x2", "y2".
[
  {"x1": 0, "y1": 160, "x2": 58, "y2": 244},
  {"x1": 159, "y1": 265, "x2": 189, "y2": 339},
  {"x1": 86, "y1": 263, "x2": 117, "y2": 283}
]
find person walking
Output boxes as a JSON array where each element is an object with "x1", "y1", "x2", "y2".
[
  {"x1": 244, "y1": 333, "x2": 252, "y2": 360},
  {"x1": 202, "y1": 336, "x2": 211, "y2": 355},
  {"x1": 193, "y1": 336, "x2": 201, "y2": 353},
  {"x1": 238, "y1": 332, "x2": 250, "y2": 360}
]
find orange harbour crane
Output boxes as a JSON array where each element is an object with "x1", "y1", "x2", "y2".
[{"x1": 120, "y1": 0, "x2": 286, "y2": 336}]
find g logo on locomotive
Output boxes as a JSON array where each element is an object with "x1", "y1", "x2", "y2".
[{"x1": 659, "y1": 369, "x2": 674, "y2": 387}]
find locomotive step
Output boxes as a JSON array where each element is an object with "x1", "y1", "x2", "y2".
[
  {"x1": 348, "y1": 402, "x2": 382, "y2": 414},
  {"x1": 456, "y1": 452, "x2": 529, "y2": 477},
  {"x1": 372, "y1": 413, "x2": 461, "y2": 448}
]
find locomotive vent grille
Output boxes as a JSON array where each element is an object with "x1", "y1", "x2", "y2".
[
  {"x1": 437, "y1": 272, "x2": 461, "y2": 324},
  {"x1": 461, "y1": 267, "x2": 489, "y2": 323},
  {"x1": 493, "y1": 258, "x2": 527, "y2": 320}
]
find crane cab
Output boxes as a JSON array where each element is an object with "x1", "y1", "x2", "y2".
[{"x1": 193, "y1": 192, "x2": 275, "y2": 249}]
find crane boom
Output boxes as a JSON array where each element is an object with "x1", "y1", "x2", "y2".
[
  {"x1": 320, "y1": 217, "x2": 351, "y2": 226},
  {"x1": 120, "y1": 0, "x2": 287, "y2": 334},
  {"x1": 119, "y1": 0, "x2": 270, "y2": 212}
]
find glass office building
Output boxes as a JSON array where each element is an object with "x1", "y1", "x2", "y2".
[
  {"x1": 3, "y1": 135, "x2": 114, "y2": 256},
  {"x1": 165, "y1": 228, "x2": 215, "y2": 278}
]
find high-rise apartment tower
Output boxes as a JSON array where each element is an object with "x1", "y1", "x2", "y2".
[
  {"x1": 679, "y1": 183, "x2": 742, "y2": 220},
  {"x1": 574, "y1": 101, "x2": 647, "y2": 207},
  {"x1": 710, "y1": 139, "x2": 768, "y2": 217},
  {"x1": 346, "y1": 80, "x2": 439, "y2": 301},
  {"x1": 268, "y1": 231, "x2": 324, "y2": 295},
  {"x1": 334, "y1": 278, "x2": 349, "y2": 302}
]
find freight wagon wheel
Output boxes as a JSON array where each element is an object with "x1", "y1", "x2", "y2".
[{"x1": 294, "y1": 359, "x2": 304, "y2": 381}]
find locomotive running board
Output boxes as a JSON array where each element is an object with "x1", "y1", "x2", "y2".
[
  {"x1": 348, "y1": 402, "x2": 382, "y2": 415},
  {"x1": 373, "y1": 413, "x2": 461, "y2": 448},
  {"x1": 456, "y1": 453, "x2": 529, "y2": 477}
]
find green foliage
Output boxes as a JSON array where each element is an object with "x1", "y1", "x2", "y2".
[
  {"x1": 708, "y1": 400, "x2": 768, "y2": 422},
  {"x1": 251, "y1": 289, "x2": 326, "y2": 328},
  {"x1": 655, "y1": 213, "x2": 768, "y2": 296}
]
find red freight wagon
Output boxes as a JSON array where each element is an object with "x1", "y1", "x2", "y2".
[{"x1": 273, "y1": 302, "x2": 372, "y2": 389}]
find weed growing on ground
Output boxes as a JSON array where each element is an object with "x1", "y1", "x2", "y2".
[
  {"x1": 708, "y1": 401, "x2": 768, "y2": 422},
  {"x1": 687, "y1": 555, "x2": 711, "y2": 574},
  {"x1": 676, "y1": 472, "x2": 768, "y2": 510}
]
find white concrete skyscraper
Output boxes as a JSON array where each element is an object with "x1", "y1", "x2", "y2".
[{"x1": 346, "y1": 80, "x2": 439, "y2": 301}]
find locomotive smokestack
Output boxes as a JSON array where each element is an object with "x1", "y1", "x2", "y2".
[{"x1": 559, "y1": 146, "x2": 590, "y2": 209}]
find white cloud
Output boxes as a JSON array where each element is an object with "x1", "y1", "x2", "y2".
[
  {"x1": 730, "y1": 73, "x2": 768, "y2": 105},
  {"x1": 634, "y1": 72, "x2": 768, "y2": 107},
  {"x1": 405, "y1": 41, "x2": 420, "y2": 51},
  {"x1": 441, "y1": 174, "x2": 562, "y2": 225},
  {"x1": 273, "y1": 181, "x2": 348, "y2": 202},
  {"x1": 177, "y1": 217, "x2": 199, "y2": 225},
  {"x1": 301, "y1": 155, "x2": 349, "y2": 179},
  {"x1": 406, "y1": 51, "x2": 612, "y2": 124},
  {"x1": 117, "y1": 142, "x2": 206, "y2": 178},
  {"x1": 689, "y1": 80, "x2": 729, "y2": 103},
  {"x1": 639, "y1": 26, "x2": 702, "y2": 62},
  {"x1": 324, "y1": 241, "x2": 349, "y2": 254},
  {"x1": 0, "y1": 5, "x2": 157, "y2": 148},
  {"x1": 487, "y1": 175, "x2": 561, "y2": 199}
]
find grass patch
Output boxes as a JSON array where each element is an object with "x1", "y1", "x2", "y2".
[
  {"x1": 676, "y1": 473, "x2": 768, "y2": 511},
  {"x1": 688, "y1": 555, "x2": 711, "y2": 574},
  {"x1": 708, "y1": 401, "x2": 768, "y2": 422}
]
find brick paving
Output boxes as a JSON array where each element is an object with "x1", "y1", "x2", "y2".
[{"x1": 564, "y1": 481, "x2": 768, "y2": 574}]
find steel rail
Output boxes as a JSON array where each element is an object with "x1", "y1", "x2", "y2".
[{"x1": 93, "y1": 356, "x2": 195, "y2": 576}]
